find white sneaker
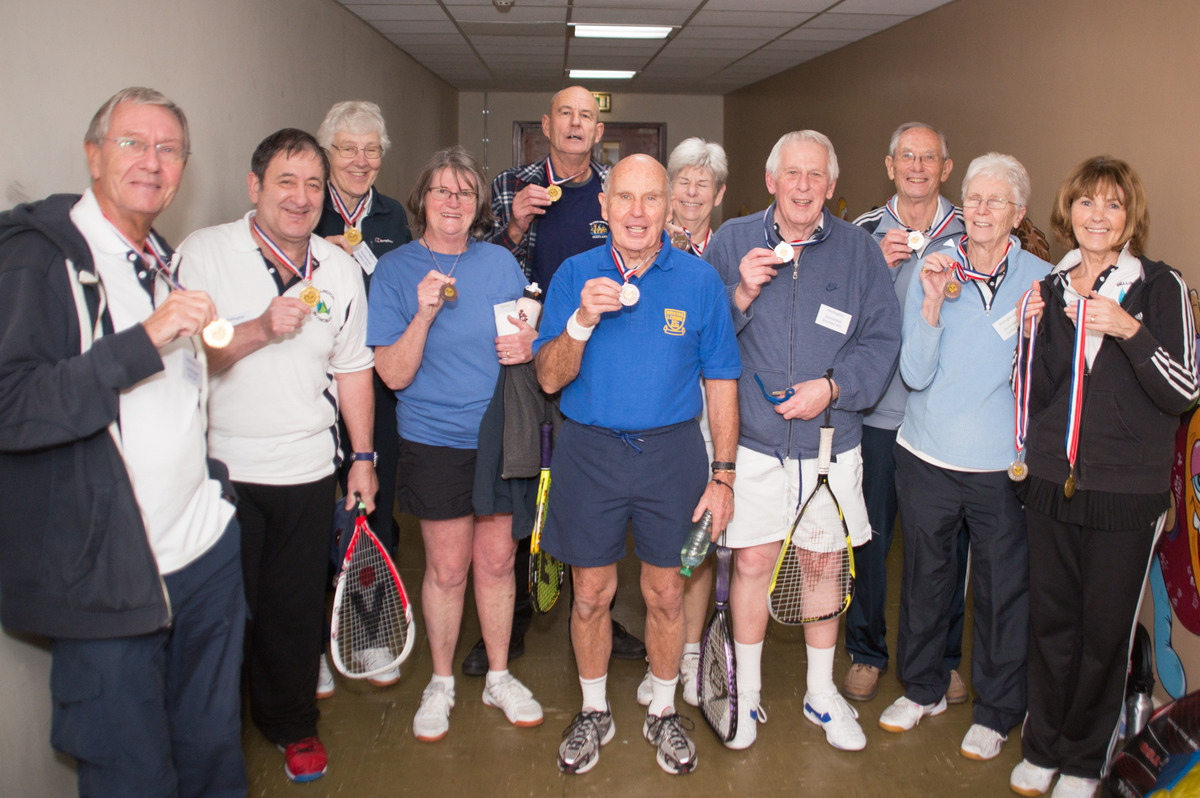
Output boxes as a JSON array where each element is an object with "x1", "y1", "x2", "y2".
[
  {"x1": 357, "y1": 647, "x2": 400, "y2": 687},
  {"x1": 413, "y1": 681, "x2": 455, "y2": 742},
  {"x1": 1051, "y1": 775, "x2": 1100, "y2": 798},
  {"x1": 680, "y1": 652, "x2": 700, "y2": 707},
  {"x1": 636, "y1": 666, "x2": 653, "y2": 706},
  {"x1": 482, "y1": 673, "x2": 544, "y2": 727},
  {"x1": 724, "y1": 691, "x2": 767, "y2": 750},
  {"x1": 878, "y1": 695, "x2": 947, "y2": 732},
  {"x1": 804, "y1": 691, "x2": 866, "y2": 751},
  {"x1": 1010, "y1": 759, "x2": 1057, "y2": 796},
  {"x1": 960, "y1": 723, "x2": 1006, "y2": 760},
  {"x1": 316, "y1": 653, "x2": 335, "y2": 699}
]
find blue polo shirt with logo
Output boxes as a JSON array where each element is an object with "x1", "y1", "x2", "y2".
[{"x1": 533, "y1": 231, "x2": 741, "y2": 430}]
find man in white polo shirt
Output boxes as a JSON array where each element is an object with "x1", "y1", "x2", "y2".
[
  {"x1": 0, "y1": 87, "x2": 245, "y2": 797},
  {"x1": 179, "y1": 128, "x2": 377, "y2": 784}
]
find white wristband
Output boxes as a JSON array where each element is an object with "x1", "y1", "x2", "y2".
[{"x1": 566, "y1": 309, "x2": 595, "y2": 341}]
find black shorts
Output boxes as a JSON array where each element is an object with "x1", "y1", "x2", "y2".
[{"x1": 395, "y1": 437, "x2": 475, "y2": 520}]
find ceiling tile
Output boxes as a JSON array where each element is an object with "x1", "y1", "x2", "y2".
[
  {"x1": 446, "y1": 5, "x2": 567, "y2": 23},
  {"x1": 806, "y1": 12, "x2": 910, "y2": 30},
  {"x1": 834, "y1": 0, "x2": 954, "y2": 14},
  {"x1": 568, "y1": 9, "x2": 690, "y2": 25},
  {"x1": 690, "y1": 10, "x2": 817, "y2": 28}
]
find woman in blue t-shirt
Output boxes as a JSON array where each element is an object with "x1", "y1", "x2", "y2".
[{"x1": 367, "y1": 146, "x2": 542, "y2": 743}]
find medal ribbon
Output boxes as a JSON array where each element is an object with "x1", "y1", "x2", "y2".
[
  {"x1": 1065, "y1": 299, "x2": 1088, "y2": 477},
  {"x1": 679, "y1": 227, "x2": 712, "y2": 255},
  {"x1": 101, "y1": 213, "x2": 171, "y2": 274},
  {"x1": 328, "y1": 185, "x2": 370, "y2": 230},
  {"x1": 610, "y1": 245, "x2": 658, "y2": 283},
  {"x1": 544, "y1": 157, "x2": 586, "y2": 189},
  {"x1": 762, "y1": 203, "x2": 822, "y2": 250},
  {"x1": 948, "y1": 236, "x2": 1013, "y2": 284},
  {"x1": 1013, "y1": 288, "x2": 1038, "y2": 458},
  {"x1": 884, "y1": 196, "x2": 957, "y2": 241},
  {"x1": 251, "y1": 215, "x2": 313, "y2": 281}
]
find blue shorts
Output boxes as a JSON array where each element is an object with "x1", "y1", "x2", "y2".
[{"x1": 541, "y1": 418, "x2": 708, "y2": 568}]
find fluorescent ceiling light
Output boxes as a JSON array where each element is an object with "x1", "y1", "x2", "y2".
[
  {"x1": 570, "y1": 24, "x2": 673, "y2": 39},
  {"x1": 569, "y1": 69, "x2": 637, "y2": 79}
]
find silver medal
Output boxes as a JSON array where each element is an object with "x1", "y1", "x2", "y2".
[
  {"x1": 773, "y1": 242, "x2": 794, "y2": 262},
  {"x1": 619, "y1": 282, "x2": 640, "y2": 307},
  {"x1": 907, "y1": 230, "x2": 927, "y2": 251}
]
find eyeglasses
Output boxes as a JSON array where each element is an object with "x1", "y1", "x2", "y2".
[
  {"x1": 753, "y1": 374, "x2": 795, "y2": 405},
  {"x1": 103, "y1": 137, "x2": 188, "y2": 163},
  {"x1": 962, "y1": 196, "x2": 1017, "y2": 210},
  {"x1": 330, "y1": 144, "x2": 383, "y2": 160},
  {"x1": 894, "y1": 151, "x2": 941, "y2": 165},
  {"x1": 428, "y1": 186, "x2": 479, "y2": 204}
]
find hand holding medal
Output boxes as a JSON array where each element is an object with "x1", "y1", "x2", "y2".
[
  {"x1": 146, "y1": 255, "x2": 235, "y2": 349},
  {"x1": 918, "y1": 251, "x2": 959, "y2": 307}
]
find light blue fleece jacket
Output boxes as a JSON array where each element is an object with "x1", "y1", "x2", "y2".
[{"x1": 896, "y1": 235, "x2": 1050, "y2": 470}]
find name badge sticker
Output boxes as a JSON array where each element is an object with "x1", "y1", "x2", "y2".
[
  {"x1": 354, "y1": 243, "x2": 378, "y2": 274},
  {"x1": 993, "y1": 307, "x2": 1019, "y2": 341},
  {"x1": 181, "y1": 348, "x2": 203, "y2": 390},
  {"x1": 815, "y1": 304, "x2": 852, "y2": 335}
]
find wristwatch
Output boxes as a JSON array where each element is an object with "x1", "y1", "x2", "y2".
[{"x1": 353, "y1": 451, "x2": 377, "y2": 466}]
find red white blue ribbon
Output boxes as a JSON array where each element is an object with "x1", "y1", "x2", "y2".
[
  {"x1": 545, "y1": 157, "x2": 585, "y2": 188},
  {"x1": 251, "y1": 214, "x2": 312, "y2": 281},
  {"x1": 101, "y1": 212, "x2": 171, "y2": 274},
  {"x1": 948, "y1": 236, "x2": 1013, "y2": 284},
  {"x1": 763, "y1": 203, "x2": 822, "y2": 251},
  {"x1": 884, "y1": 196, "x2": 957, "y2": 241},
  {"x1": 1013, "y1": 288, "x2": 1039, "y2": 458},
  {"x1": 1065, "y1": 298, "x2": 1088, "y2": 475},
  {"x1": 679, "y1": 227, "x2": 712, "y2": 255},
  {"x1": 327, "y1": 185, "x2": 370, "y2": 229},
  {"x1": 610, "y1": 244, "x2": 659, "y2": 282}
]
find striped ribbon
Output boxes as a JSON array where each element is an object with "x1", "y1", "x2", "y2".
[
  {"x1": 101, "y1": 212, "x2": 171, "y2": 274},
  {"x1": 545, "y1": 156, "x2": 586, "y2": 188},
  {"x1": 678, "y1": 227, "x2": 712, "y2": 255},
  {"x1": 251, "y1": 215, "x2": 312, "y2": 281},
  {"x1": 327, "y1": 185, "x2": 370, "y2": 229},
  {"x1": 763, "y1": 203, "x2": 822, "y2": 252},
  {"x1": 1065, "y1": 299, "x2": 1088, "y2": 475},
  {"x1": 1013, "y1": 288, "x2": 1039, "y2": 457},
  {"x1": 949, "y1": 237, "x2": 1013, "y2": 284},
  {"x1": 884, "y1": 196, "x2": 957, "y2": 241}
]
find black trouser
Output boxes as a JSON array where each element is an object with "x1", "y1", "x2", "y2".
[
  {"x1": 1022, "y1": 507, "x2": 1160, "y2": 778},
  {"x1": 238, "y1": 475, "x2": 337, "y2": 745},
  {"x1": 894, "y1": 447, "x2": 1028, "y2": 732}
]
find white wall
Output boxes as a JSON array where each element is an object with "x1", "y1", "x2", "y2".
[
  {"x1": 0, "y1": 1, "x2": 456, "y2": 794},
  {"x1": 458, "y1": 91, "x2": 726, "y2": 223}
]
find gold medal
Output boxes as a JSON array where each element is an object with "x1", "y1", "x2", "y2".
[
  {"x1": 671, "y1": 231, "x2": 691, "y2": 251},
  {"x1": 202, "y1": 318, "x2": 234, "y2": 349},
  {"x1": 441, "y1": 283, "x2": 458, "y2": 301},
  {"x1": 944, "y1": 279, "x2": 962, "y2": 300},
  {"x1": 344, "y1": 227, "x2": 362, "y2": 247},
  {"x1": 1007, "y1": 461, "x2": 1027, "y2": 482},
  {"x1": 546, "y1": 185, "x2": 563, "y2": 202},
  {"x1": 1064, "y1": 473, "x2": 1077, "y2": 499},
  {"x1": 299, "y1": 284, "x2": 320, "y2": 308},
  {"x1": 774, "y1": 242, "x2": 794, "y2": 262}
]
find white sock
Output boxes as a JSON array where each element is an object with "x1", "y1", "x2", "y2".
[
  {"x1": 431, "y1": 673, "x2": 455, "y2": 695},
  {"x1": 486, "y1": 669, "x2": 510, "y2": 687},
  {"x1": 734, "y1": 640, "x2": 763, "y2": 695},
  {"x1": 580, "y1": 674, "x2": 608, "y2": 712},
  {"x1": 648, "y1": 673, "x2": 678, "y2": 717},
  {"x1": 806, "y1": 644, "x2": 837, "y2": 696},
  {"x1": 682, "y1": 641, "x2": 701, "y2": 657}
]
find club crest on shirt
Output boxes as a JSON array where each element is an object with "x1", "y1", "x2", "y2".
[
  {"x1": 589, "y1": 220, "x2": 609, "y2": 239},
  {"x1": 663, "y1": 308, "x2": 686, "y2": 336},
  {"x1": 314, "y1": 289, "x2": 334, "y2": 323}
]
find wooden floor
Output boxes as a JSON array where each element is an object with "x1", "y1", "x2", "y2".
[{"x1": 244, "y1": 514, "x2": 1022, "y2": 796}]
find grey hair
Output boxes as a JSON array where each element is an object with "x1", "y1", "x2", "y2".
[
  {"x1": 888, "y1": 122, "x2": 949, "y2": 160},
  {"x1": 85, "y1": 87, "x2": 190, "y2": 158},
  {"x1": 316, "y1": 101, "x2": 391, "y2": 155},
  {"x1": 765, "y1": 130, "x2": 839, "y2": 183},
  {"x1": 961, "y1": 152, "x2": 1031, "y2": 207},
  {"x1": 667, "y1": 138, "x2": 729, "y2": 188}
]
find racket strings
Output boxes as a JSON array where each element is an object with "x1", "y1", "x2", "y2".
[
  {"x1": 699, "y1": 613, "x2": 736, "y2": 741},
  {"x1": 530, "y1": 551, "x2": 565, "y2": 614},
  {"x1": 769, "y1": 486, "x2": 853, "y2": 625},
  {"x1": 335, "y1": 533, "x2": 410, "y2": 676}
]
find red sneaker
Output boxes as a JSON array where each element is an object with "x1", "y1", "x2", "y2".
[{"x1": 280, "y1": 736, "x2": 327, "y2": 782}]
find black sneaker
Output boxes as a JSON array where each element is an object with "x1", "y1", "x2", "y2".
[
  {"x1": 558, "y1": 708, "x2": 615, "y2": 774},
  {"x1": 643, "y1": 712, "x2": 697, "y2": 775},
  {"x1": 461, "y1": 632, "x2": 527, "y2": 677},
  {"x1": 610, "y1": 620, "x2": 646, "y2": 660}
]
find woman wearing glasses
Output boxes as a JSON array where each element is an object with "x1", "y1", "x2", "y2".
[
  {"x1": 314, "y1": 101, "x2": 413, "y2": 694},
  {"x1": 1009, "y1": 158, "x2": 1198, "y2": 798},
  {"x1": 880, "y1": 154, "x2": 1049, "y2": 763},
  {"x1": 368, "y1": 146, "x2": 542, "y2": 743}
]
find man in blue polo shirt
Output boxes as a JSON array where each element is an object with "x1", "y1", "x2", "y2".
[{"x1": 534, "y1": 154, "x2": 740, "y2": 776}]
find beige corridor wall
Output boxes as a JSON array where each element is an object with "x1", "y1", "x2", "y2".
[
  {"x1": 458, "y1": 91, "x2": 726, "y2": 225},
  {"x1": 722, "y1": 0, "x2": 1200, "y2": 282},
  {"x1": 0, "y1": 1, "x2": 456, "y2": 794}
]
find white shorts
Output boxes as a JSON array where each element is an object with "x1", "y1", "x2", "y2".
[{"x1": 724, "y1": 444, "x2": 871, "y2": 550}]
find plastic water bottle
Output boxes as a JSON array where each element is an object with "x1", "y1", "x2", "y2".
[{"x1": 680, "y1": 510, "x2": 713, "y2": 577}]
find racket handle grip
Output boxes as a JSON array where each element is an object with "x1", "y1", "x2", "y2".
[
  {"x1": 817, "y1": 426, "x2": 834, "y2": 473},
  {"x1": 539, "y1": 422, "x2": 553, "y2": 466}
]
